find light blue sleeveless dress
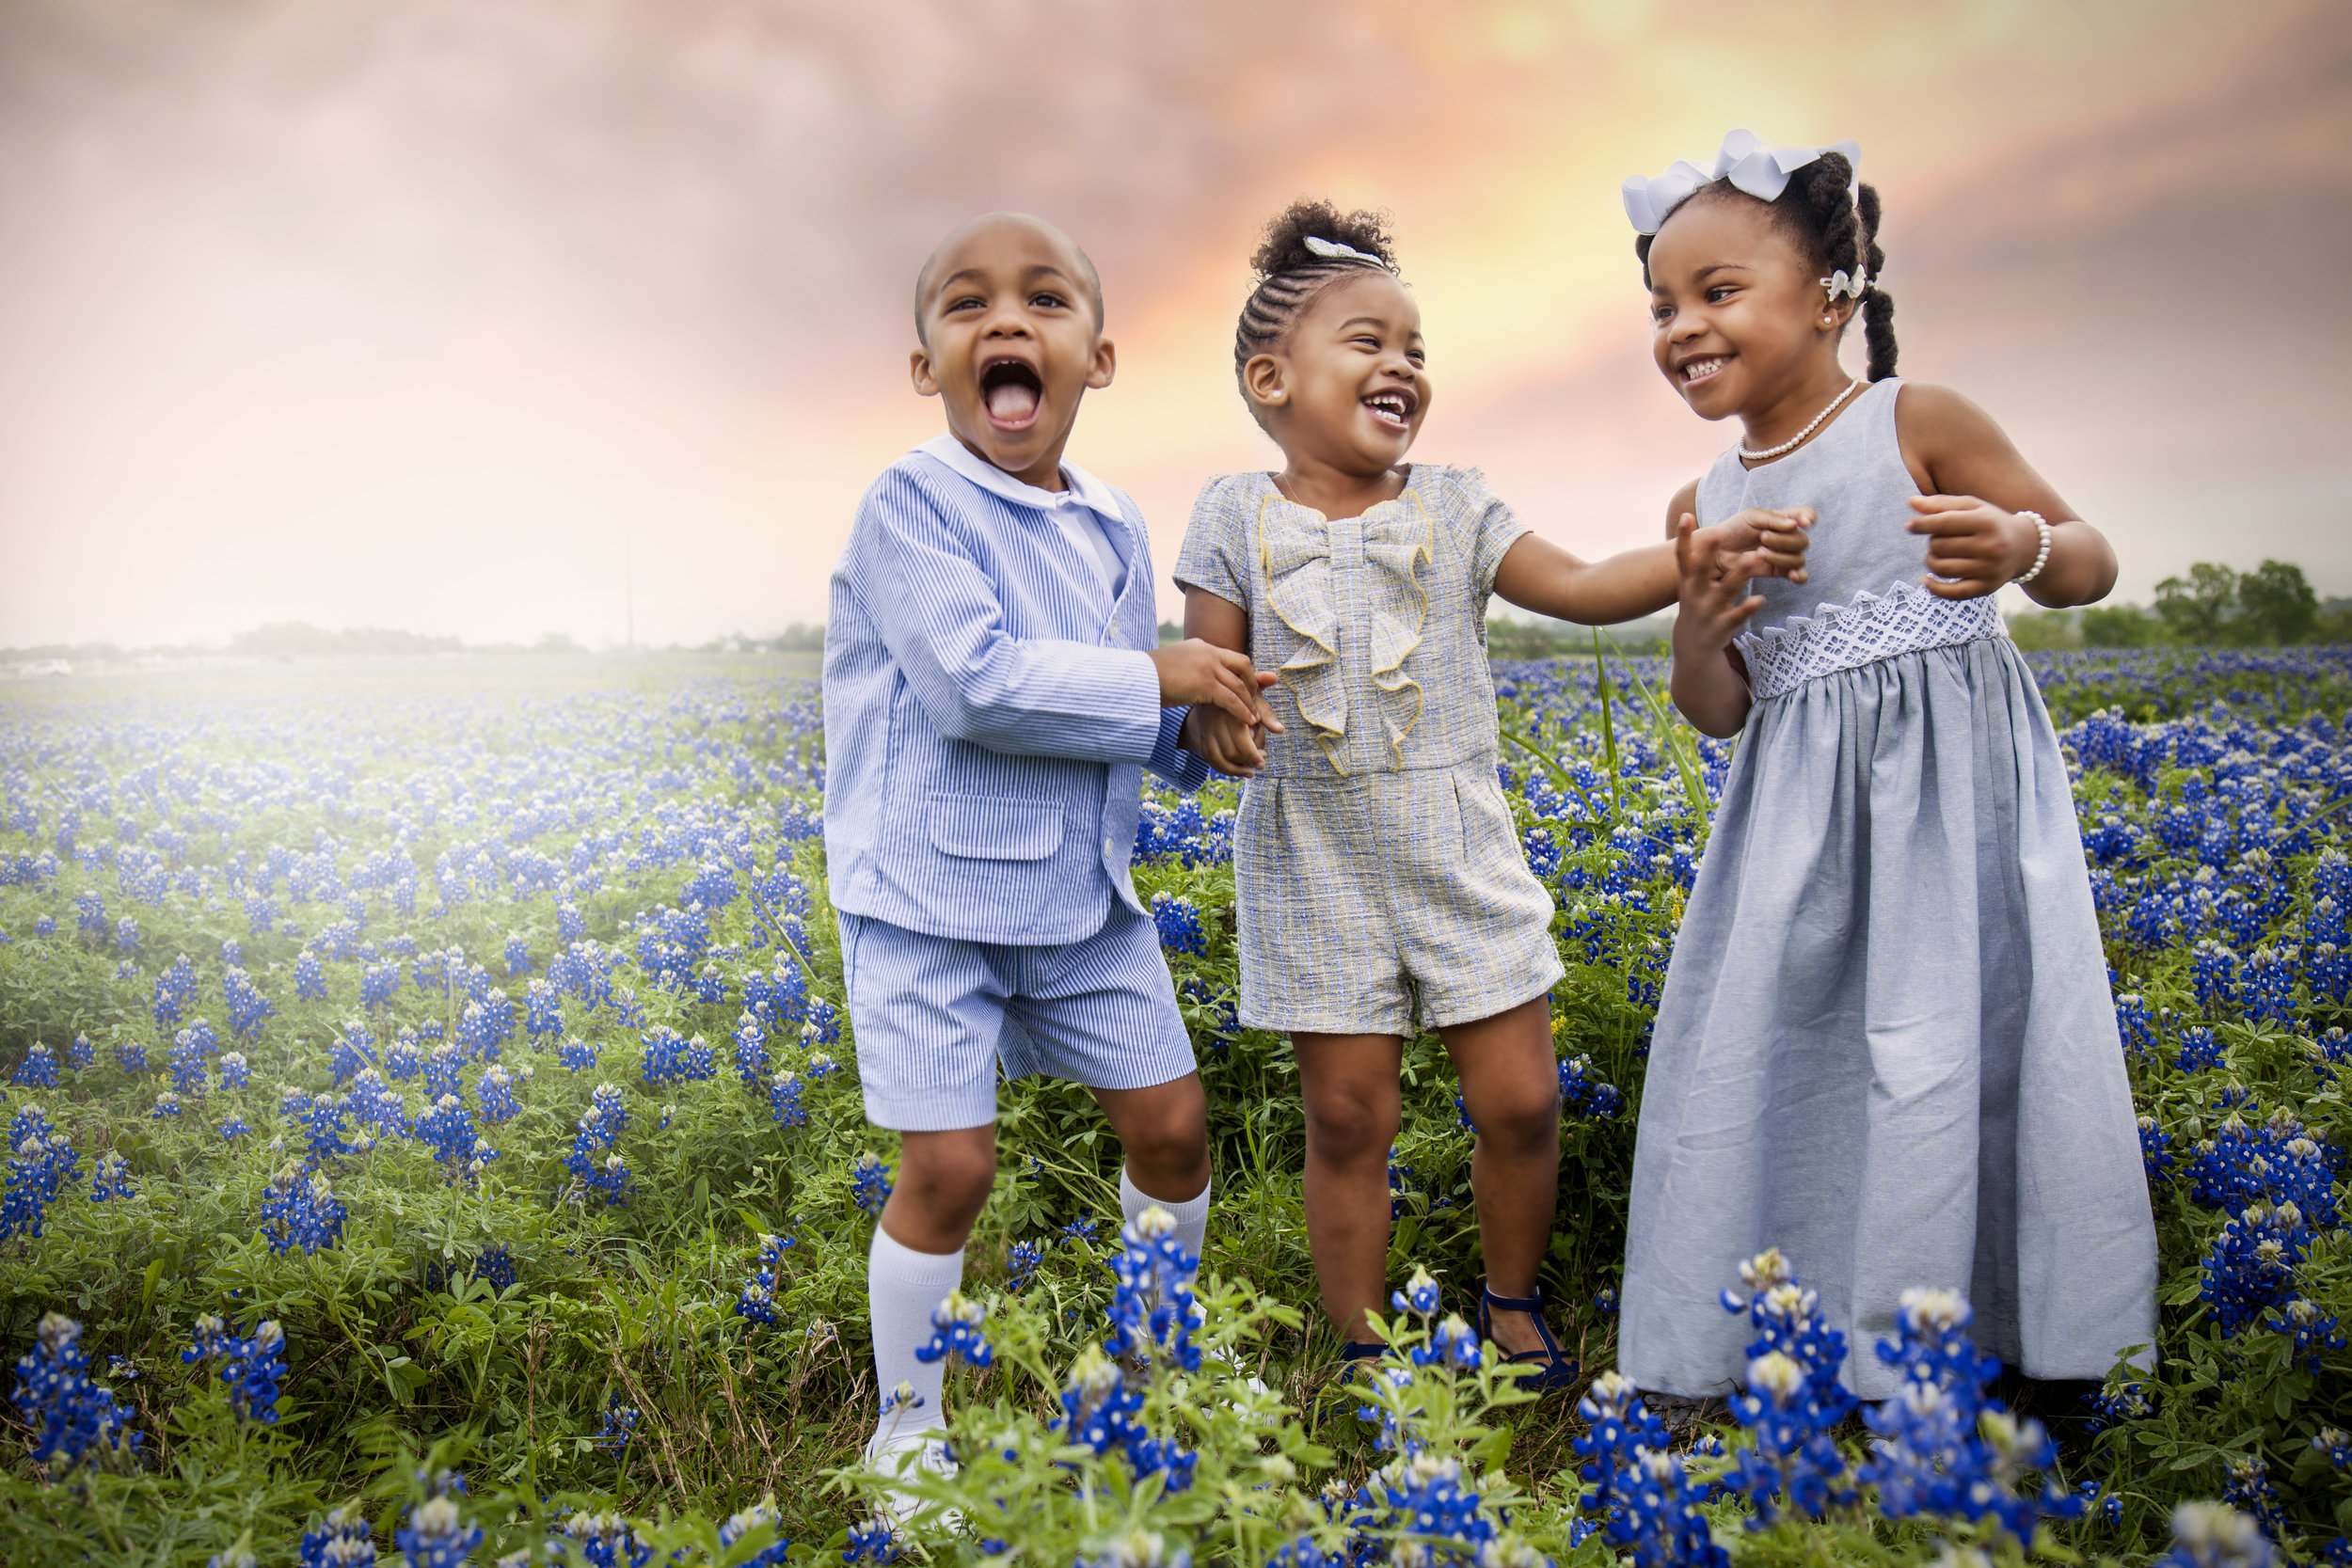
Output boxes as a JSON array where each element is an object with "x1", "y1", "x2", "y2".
[{"x1": 1619, "y1": 379, "x2": 2157, "y2": 1399}]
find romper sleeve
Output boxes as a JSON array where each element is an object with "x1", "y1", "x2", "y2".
[
  {"x1": 1171, "y1": 474, "x2": 1253, "y2": 612},
  {"x1": 1443, "y1": 467, "x2": 1531, "y2": 596}
]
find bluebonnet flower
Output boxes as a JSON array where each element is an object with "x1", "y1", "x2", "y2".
[
  {"x1": 12, "y1": 1042, "x2": 60, "y2": 1087},
  {"x1": 1150, "y1": 892, "x2": 1208, "y2": 957},
  {"x1": 1061, "y1": 1212, "x2": 1102, "y2": 1247},
  {"x1": 474, "y1": 1066, "x2": 519, "y2": 1124},
  {"x1": 551, "y1": 1511, "x2": 653, "y2": 1568},
  {"x1": 851, "y1": 1153, "x2": 893, "y2": 1216},
  {"x1": 88, "y1": 1151, "x2": 135, "y2": 1202},
  {"x1": 2176, "y1": 1026, "x2": 2225, "y2": 1073},
  {"x1": 914, "y1": 1292, "x2": 994, "y2": 1369},
  {"x1": 2191, "y1": 940, "x2": 2242, "y2": 1015},
  {"x1": 1573, "y1": 1370, "x2": 1727, "y2": 1568},
  {"x1": 151, "y1": 953, "x2": 199, "y2": 1029},
  {"x1": 844, "y1": 1519, "x2": 902, "y2": 1565},
  {"x1": 1717, "y1": 1250, "x2": 1854, "y2": 1524},
  {"x1": 294, "y1": 949, "x2": 327, "y2": 1002},
  {"x1": 558, "y1": 1036, "x2": 598, "y2": 1073},
  {"x1": 65, "y1": 1033, "x2": 92, "y2": 1071},
  {"x1": 1558, "y1": 1054, "x2": 1623, "y2": 1120},
  {"x1": 222, "y1": 967, "x2": 276, "y2": 1039},
  {"x1": 1058, "y1": 1342, "x2": 1152, "y2": 1464},
  {"x1": 716, "y1": 1500, "x2": 790, "y2": 1568},
  {"x1": 2165, "y1": 1504, "x2": 2273, "y2": 1568},
  {"x1": 113, "y1": 1037, "x2": 149, "y2": 1077},
  {"x1": 298, "y1": 1503, "x2": 375, "y2": 1568},
  {"x1": 640, "y1": 1024, "x2": 716, "y2": 1087},
  {"x1": 3, "y1": 1106, "x2": 80, "y2": 1240},
  {"x1": 151, "y1": 1090, "x2": 183, "y2": 1117},
  {"x1": 1597, "y1": 1287, "x2": 1620, "y2": 1315},
  {"x1": 2314, "y1": 1426, "x2": 2350, "y2": 1469},
  {"x1": 392, "y1": 1484, "x2": 480, "y2": 1568},
  {"x1": 218, "y1": 1051, "x2": 250, "y2": 1090},
  {"x1": 1106, "y1": 1206, "x2": 1203, "y2": 1374},
  {"x1": 167, "y1": 1030, "x2": 212, "y2": 1097},
  {"x1": 770, "y1": 1069, "x2": 806, "y2": 1129},
  {"x1": 2185, "y1": 1108, "x2": 2336, "y2": 1225},
  {"x1": 1391, "y1": 1263, "x2": 1442, "y2": 1318},
  {"x1": 415, "y1": 1095, "x2": 493, "y2": 1186},
  {"x1": 1859, "y1": 1287, "x2": 2081, "y2": 1545},
  {"x1": 220, "y1": 1117, "x2": 251, "y2": 1141},
  {"x1": 596, "y1": 1391, "x2": 642, "y2": 1452},
  {"x1": 2201, "y1": 1200, "x2": 2313, "y2": 1338},
  {"x1": 9, "y1": 1313, "x2": 142, "y2": 1476},
  {"x1": 2272, "y1": 1297, "x2": 2346, "y2": 1373},
  {"x1": 806, "y1": 1051, "x2": 839, "y2": 1082},
  {"x1": 384, "y1": 1033, "x2": 424, "y2": 1082},
  {"x1": 733, "y1": 1012, "x2": 770, "y2": 1085},
  {"x1": 300, "y1": 1091, "x2": 357, "y2": 1167},
  {"x1": 115, "y1": 914, "x2": 141, "y2": 954},
  {"x1": 1386, "y1": 1147, "x2": 1420, "y2": 1219},
  {"x1": 421, "y1": 1042, "x2": 464, "y2": 1101},
  {"x1": 564, "y1": 1086, "x2": 633, "y2": 1207},
  {"x1": 2219, "y1": 1456, "x2": 2284, "y2": 1543},
  {"x1": 360, "y1": 961, "x2": 401, "y2": 1012},
  {"x1": 1006, "y1": 1239, "x2": 1044, "y2": 1292},
  {"x1": 75, "y1": 891, "x2": 107, "y2": 940},
  {"x1": 260, "y1": 1164, "x2": 348, "y2": 1255},
  {"x1": 501, "y1": 933, "x2": 532, "y2": 975},
  {"x1": 347, "y1": 1070, "x2": 408, "y2": 1139},
  {"x1": 2140, "y1": 1116, "x2": 2175, "y2": 1180},
  {"x1": 525, "y1": 979, "x2": 563, "y2": 1038},
  {"x1": 182, "y1": 1316, "x2": 286, "y2": 1424}
]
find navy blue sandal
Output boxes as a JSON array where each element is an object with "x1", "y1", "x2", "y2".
[{"x1": 1477, "y1": 1286, "x2": 1580, "y2": 1391}]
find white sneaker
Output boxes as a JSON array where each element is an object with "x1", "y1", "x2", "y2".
[{"x1": 864, "y1": 1430, "x2": 962, "y2": 1531}]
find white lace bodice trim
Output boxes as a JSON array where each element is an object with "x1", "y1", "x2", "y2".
[{"x1": 1734, "y1": 579, "x2": 2005, "y2": 701}]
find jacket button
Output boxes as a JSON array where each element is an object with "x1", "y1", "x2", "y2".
[{"x1": 1103, "y1": 836, "x2": 1114, "y2": 855}]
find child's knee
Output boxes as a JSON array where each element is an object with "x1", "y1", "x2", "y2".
[
  {"x1": 1473, "y1": 1087, "x2": 1560, "y2": 1156},
  {"x1": 1123, "y1": 1112, "x2": 1208, "y2": 1180},
  {"x1": 897, "y1": 1129, "x2": 998, "y2": 1219},
  {"x1": 1304, "y1": 1088, "x2": 1402, "y2": 1163}
]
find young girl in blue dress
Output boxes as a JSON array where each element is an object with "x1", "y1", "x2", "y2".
[
  {"x1": 1619, "y1": 131, "x2": 2158, "y2": 1399},
  {"x1": 1176, "y1": 200, "x2": 1810, "y2": 1383}
]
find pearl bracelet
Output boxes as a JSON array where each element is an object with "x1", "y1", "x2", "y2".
[{"x1": 2013, "y1": 510, "x2": 2053, "y2": 585}]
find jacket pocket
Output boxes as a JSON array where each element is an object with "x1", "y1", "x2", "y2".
[{"x1": 926, "y1": 793, "x2": 1066, "y2": 862}]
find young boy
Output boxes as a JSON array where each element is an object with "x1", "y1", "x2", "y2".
[{"x1": 823, "y1": 212, "x2": 1279, "y2": 1493}]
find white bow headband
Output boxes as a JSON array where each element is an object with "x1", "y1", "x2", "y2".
[
  {"x1": 1621, "y1": 129, "x2": 1862, "y2": 235},
  {"x1": 1302, "y1": 234, "x2": 1389, "y2": 268}
]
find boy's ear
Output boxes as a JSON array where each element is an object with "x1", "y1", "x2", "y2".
[
  {"x1": 910, "y1": 345, "x2": 942, "y2": 399},
  {"x1": 1086, "y1": 336, "x2": 1117, "y2": 391},
  {"x1": 1242, "y1": 353, "x2": 1286, "y2": 412}
]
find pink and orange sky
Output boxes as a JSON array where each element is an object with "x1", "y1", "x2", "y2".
[{"x1": 0, "y1": 0, "x2": 2345, "y2": 648}]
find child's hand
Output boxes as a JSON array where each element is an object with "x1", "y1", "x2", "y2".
[
  {"x1": 1692, "y1": 506, "x2": 1813, "y2": 585},
  {"x1": 1908, "y1": 494, "x2": 2042, "y2": 599},
  {"x1": 1149, "y1": 640, "x2": 1281, "y2": 729},
  {"x1": 1672, "y1": 515, "x2": 1771, "y2": 655},
  {"x1": 1180, "y1": 703, "x2": 1273, "y2": 777}
]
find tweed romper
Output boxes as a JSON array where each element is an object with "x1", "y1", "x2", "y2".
[{"x1": 1174, "y1": 466, "x2": 1565, "y2": 1036}]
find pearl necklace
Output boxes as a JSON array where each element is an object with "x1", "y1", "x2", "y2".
[{"x1": 1740, "y1": 378, "x2": 1861, "y2": 462}]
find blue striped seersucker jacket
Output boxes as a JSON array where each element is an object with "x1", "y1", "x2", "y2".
[{"x1": 823, "y1": 437, "x2": 1210, "y2": 946}]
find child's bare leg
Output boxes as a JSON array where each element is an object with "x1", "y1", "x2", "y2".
[
  {"x1": 1295, "y1": 1034, "x2": 1406, "y2": 1344},
  {"x1": 1438, "y1": 994, "x2": 1563, "y2": 1359},
  {"x1": 1093, "y1": 1072, "x2": 1211, "y2": 1201},
  {"x1": 867, "y1": 1125, "x2": 995, "y2": 1456},
  {"x1": 882, "y1": 1126, "x2": 998, "y2": 1252}
]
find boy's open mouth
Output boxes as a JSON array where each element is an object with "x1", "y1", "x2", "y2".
[
  {"x1": 1361, "y1": 388, "x2": 1417, "y2": 431},
  {"x1": 979, "y1": 357, "x2": 1044, "y2": 428}
]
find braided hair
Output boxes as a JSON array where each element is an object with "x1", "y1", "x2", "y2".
[
  {"x1": 1232, "y1": 199, "x2": 1401, "y2": 420},
  {"x1": 1635, "y1": 152, "x2": 1897, "y2": 381}
]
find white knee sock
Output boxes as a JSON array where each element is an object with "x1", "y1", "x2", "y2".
[
  {"x1": 866, "y1": 1226, "x2": 964, "y2": 1454},
  {"x1": 1120, "y1": 1164, "x2": 1212, "y2": 1264}
]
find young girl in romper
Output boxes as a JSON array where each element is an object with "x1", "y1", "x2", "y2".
[
  {"x1": 1619, "y1": 132, "x2": 2159, "y2": 1400},
  {"x1": 1176, "y1": 200, "x2": 1810, "y2": 1383}
]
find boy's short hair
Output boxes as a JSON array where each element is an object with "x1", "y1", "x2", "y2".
[{"x1": 913, "y1": 213, "x2": 1104, "y2": 344}]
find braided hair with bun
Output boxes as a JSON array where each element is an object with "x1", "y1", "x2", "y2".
[
  {"x1": 1635, "y1": 151, "x2": 1897, "y2": 382},
  {"x1": 1232, "y1": 199, "x2": 1401, "y2": 419}
]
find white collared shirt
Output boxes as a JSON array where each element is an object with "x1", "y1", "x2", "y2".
[{"x1": 917, "y1": 434, "x2": 1127, "y2": 599}]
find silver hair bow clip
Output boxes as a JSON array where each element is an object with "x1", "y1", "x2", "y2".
[
  {"x1": 1303, "y1": 235, "x2": 1386, "y2": 267},
  {"x1": 1621, "y1": 129, "x2": 1861, "y2": 235},
  {"x1": 1821, "y1": 268, "x2": 1869, "y2": 301}
]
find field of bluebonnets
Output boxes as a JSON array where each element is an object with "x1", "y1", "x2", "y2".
[{"x1": 0, "y1": 645, "x2": 2346, "y2": 1568}]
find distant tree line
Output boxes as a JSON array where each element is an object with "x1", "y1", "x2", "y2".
[{"x1": 2010, "y1": 560, "x2": 2343, "y2": 650}]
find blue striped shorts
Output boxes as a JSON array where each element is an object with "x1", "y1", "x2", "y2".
[{"x1": 837, "y1": 902, "x2": 1199, "y2": 1131}]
